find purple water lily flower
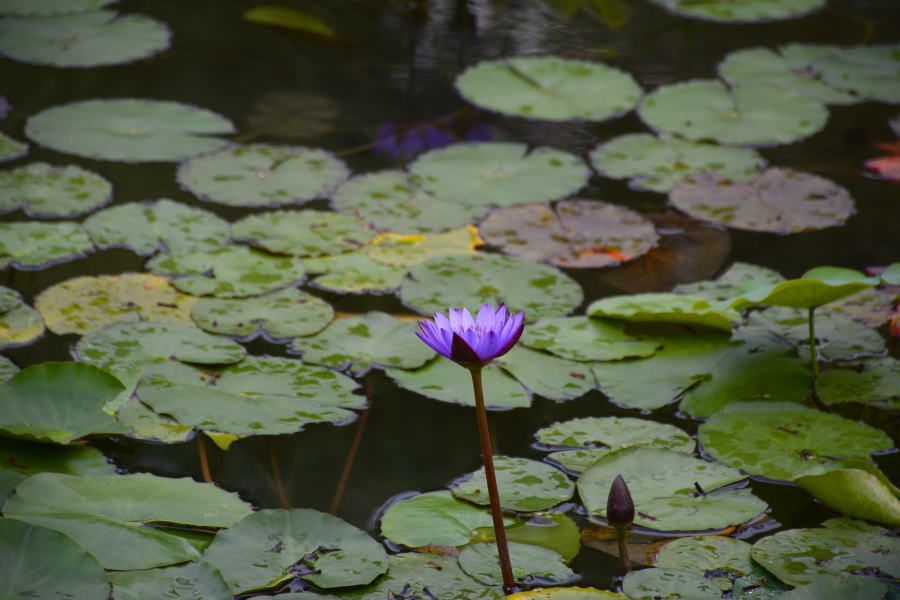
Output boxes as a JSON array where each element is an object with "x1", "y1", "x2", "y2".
[{"x1": 416, "y1": 303, "x2": 525, "y2": 368}]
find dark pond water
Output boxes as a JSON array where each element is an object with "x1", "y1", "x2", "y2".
[{"x1": 2, "y1": 0, "x2": 900, "y2": 592}]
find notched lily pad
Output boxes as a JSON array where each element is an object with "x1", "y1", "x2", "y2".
[
  {"x1": 0, "y1": 162, "x2": 112, "y2": 217},
  {"x1": 816, "y1": 356, "x2": 900, "y2": 410},
  {"x1": 520, "y1": 316, "x2": 659, "y2": 362},
  {"x1": 192, "y1": 287, "x2": 334, "y2": 339},
  {"x1": 232, "y1": 210, "x2": 375, "y2": 257},
  {"x1": 460, "y1": 542, "x2": 574, "y2": 586},
  {"x1": 451, "y1": 455, "x2": 575, "y2": 512},
  {"x1": 0, "y1": 221, "x2": 92, "y2": 270}
]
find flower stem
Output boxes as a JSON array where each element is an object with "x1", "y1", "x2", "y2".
[
  {"x1": 469, "y1": 367, "x2": 516, "y2": 592},
  {"x1": 614, "y1": 525, "x2": 631, "y2": 575},
  {"x1": 808, "y1": 307, "x2": 819, "y2": 378}
]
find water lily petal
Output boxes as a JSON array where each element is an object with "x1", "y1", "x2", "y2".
[
  {"x1": 475, "y1": 329, "x2": 499, "y2": 360},
  {"x1": 475, "y1": 303, "x2": 495, "y2": 331},
  {"x1": 448, "y1": 308, "x2": 463, "y2": 332},
  {"x1": 450, "y1": 332, "x2": 482, "y2": 365},
  {"x1": 434, "y1": 311, "x2": 452, "y2": 332},
  {"x1": 461, "y1": 307, "x2": 475, "y2": 330},
  {"x1": 416, "y1": 331, "x2": 450, "y2": 359}
]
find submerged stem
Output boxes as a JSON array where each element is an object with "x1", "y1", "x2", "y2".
[
  {"x1": 615, "y1": 525, "x2": 631, "y2": 575},
  {"x1": 808, "y1": 307, "x2": 819, "y2": 378},
  {"x1": 469, "y1": 367, "x2": 516, "y2": 592},
  {"x1": 197, "y1": 433, "x2": 212, "y2": 483}
]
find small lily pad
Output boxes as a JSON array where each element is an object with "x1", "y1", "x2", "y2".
[
  {"x1": 178, "y1": 144, "x2": 349, "y2": 207},
  {"x1": 136, "y1": 355, "x2": 362, "y2": 437},
  {"x1": 401, "y1": 254, "x2": 583, "y2": 322},
  {"x1": 590, "y1": 133, "x2": 766, "y2": 193},
  {"x1": 115, "y1": 397, "x2": 193, "y2": 444},
  {"x1": 84, "y1": 198, "x2": 230, "y2": 255},
  {"x1": 291, "y1": 312, "x2": 435, "y2": 373},
  {"x1": 669, "y1": 168, "x2": 855, "y2": 234},
  {"x1": 537, "y1": 416, "x2": 694, "y2": 454},
  {"x1": 656, "y1": 536, "x2": 754, "y2": 591},
  {"x1": 578, "y1": 447, "x2": 767, "y2": 532},
  {"x1": 0, "y1": 131, "x2": 27, "y2": 162},
  {"x1": 479, "y1": 200, "x2": 658, "y2": 268},
  {"x1": 305, "y1": 250, "x2": 408, "y2": 293},
  {"x1": 35, "y1": 273, "x2": 199, "y2": 335},
  {"x1": 365, "y1": 226, "x2": 483, "y2": 268},
  {"x1": 410, "y1": 142, "x2": 590, "y2": 207},
  {"x1": 25, "y1": 98, "x2": 235, "y2": 162},
  {"x1": 697, "y1": 400, "x2": 894, "y2": 482},
  {"x1": 647, "y1": 0, "x2": 826, "y2": 23},
  {"x1": 639, "y1": 80, "x2": 828, "y2": 146},
  {"x1": 0, "y1": 436, "x2": 115, "y2": 475},
  {"x1": 811, "y1": 44, "x2": 900, "y2": 103},
  {"x1": 0, "y1": 302, "x2": 45, "y2": 349},
  {"x1": 0, "y1": 162, "x2": 112, "y2": 217},
  {"x1": 460, "y1": 542, "x2": 573, "y2": 586},
  {"x1": 202, "y1": 508, "x2": 389, "y2": 593},
  {"x1": 0, "y1": 10, "x2": 170, "y2": 68},
  {"x1": 192, "y1": 287, "x2": 334, "y2": 339},
  {"x1": 147, "y1": 245, "x2": 306, "y2": 298},
  {"x1": 0, "y1": 221, "x2": 92, "y2": 269},
  {"x1": 816, "y1": 356, "x2": 900, "y2": 410},
  {"x1": 332, "y1": 170, "x2": 489, "y2": 233},
  {"x1": 451, "y1": 456, "x2": 575, "y2": 512},
  {"x1": 455, "y1": 55, "x2": 642, "y2": 122},
  {"x1": 520, "y1": 316, "x2": 660, "y2": 362},
  {"x1": 0, "y1": 0, "x2": 118, "y2": 18},
  {"x1": 793, "y1": 460, "x2": 900, "y2": 526},
  {"x1": 748, "y1": 307, "x2": 885, "y2": 360},
  {"x1": 232, "y1": 210, "x2": 374, "y2": 257},
  {"x1": 586, "y1": 292, "x2": 733, "y2": 331},
  {"x1": 750, "y1": 517, "x2": 900, "y2": 586},
  {"x1": 622, "y1": 567, "x2": 721, "y2": 600},
  {"x1": 108, "y1": 561, "x2": 232, "y2": 600}
]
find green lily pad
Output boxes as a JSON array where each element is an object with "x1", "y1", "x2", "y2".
[
  {"x1": 591, "y1": 330, "x2": 812, "y2": 416},
  {"x1": 675, "y1": 262, "x2": 786, "y2": 304},
  {"x1": 178, "y1": 144, "x2": 349, "y2": 207},
  {"x1": 0, "y1": 469, "x2": 23, "y2": 506},
  {"x1": 879, "y1": 262, "x2": 900, "y2": 285},
  {"x1": 0, "y1": 437, "x2": 115, "y2": 475},
  {"x1": 108, "y1": 561, "x2": 232, "y2": 600},
  {"x1": 192, "y1": 287, "x2": 333, "y2": 339},
  {"x1": 455, "y1": 55, "x2": 642, "y2": 122},
  {"x1": 780, "y1": 575, "x2": 889, "y2": 600},
  {"x1": 622, "y1": 567, "x2": 722, "y2": 600},
  {"x1": 0, "y1": 162, "x2": 112, "y2": 217},
  {"x1": 25, "y1": 98, "x2": 234, "y2": 162},
  {"x1": 0, "y1": 302, "x2": 45, "y2": 349},
  {"x1": 332, "y1": 170, "x2": 489, "y2": 234},
  {"x1": 0, "y1": 355, "x2": 19, "y2": 383},
  {"x1": 409, "y1": 142, "x2": 590, "y2": 207},
  {"x1": 401, "y1": 254, "x2": 583, "y2": 322},
  {"x1": 0, "y1": 131, "x2": 27, "y2": 162},
  {"x1": 717, "y1": 267, "x2": 878, "y2": 312},
  {"x1": 4, "y1": 471, "x2": 254, "y2": 570},
  {"x1": 647, "y1": 0, "x2": 825, "y2": 23},
  {"x1": 793, "y1": 459, "x2": 900, "y2": 526},
  {"x1": 364, "y1": 226, "x2": 482, "y2": 268},
  {"x1": 232, "y1": 210, "x2": 374, "y2": 257},
  {"x1": 544, "y1": 449, "x2": 612, "y2": 474},
  {"x1": 0, "y1": 362, "x2": 124, "y2": 444},
  {"x1": 697, "y1": 400, "x2": 894, "y2": 482},
  {"x1": 329, "y1": 552, "x2": 502, "y2": 600},
  {"x1": 669, "y1": 168, "x2": 855, "y2": 234},
  {"x1": 291, "y1": 312, "x2": 435, "y2": 373},
  {"x1": 748, "y1": 307, "x2": 885, "y2": 360},
  {"x1": 0, "y1": 0, "x2": 117, "y2": 17},
  {"x1": 0, "y1": 284, "x2": 21, "y2": 313},
  {"x1": 35, "y1": 273, "x2": 199, "y2": 335},
  {"x1": 0, "y1": 221, "x2": 92, "y2": 270},
  {"x1": 202, "y1": 508, "x2": 389, "y2": 592},
  {"x1": 590, "y1": 133, "x2": 766, "y2": 193},
  {"x1": 493, "y1": 345, "x2": 597, "y2": 401},
  {"x1": 656, "y1": 536, "x2": 754, "y2": 591},
  {"x1": 0, "y1": 10, "x2": 170, "y2": 68},
  {"x1": 451, "y1": 456, "x2": 575, "y2": 512},
  {"x1": 812, "y1": 44, "x2": 900, "y2": 103},
  {"x1": 520, "y1": 316, "x2": 660, "y2": 362},
  {"x1": 825, "y1": 286, "x2": 900, "y2": 328},
  {"x1": 305, "y1": 250, "x2": 407, "y2": 293},
  {"x1": 731, "y1": 566, "x2": 790, "y2": 599},
  {"x1": 536, "y1": 416, "x2": 694, "y2": 454},
  {"x1": 639, "y1": 80, "x2": 828, "y2": 146},
  {"x1": 507, "y1": 588, "x2": 625, "y2": 600},
  {"x1": 0, "y1": 518, "x2": 110, "y2": 600},
  {"x1": 750, "y1": 517, "x2": 900, "y2": 586},
  {"x1": 587, "y1": 292, "x2": 733, "y2": 331},
  {"x1": 578, "y1": 447, "x2": 767, "y2": 532},
  {"x1": 84, "y1": 198, "x2": 230, "y2": 255},
  {"x1": 479, "y1": 200, "x2": 658, "y2": 268},
  {"x1": 460, "y1": 542, "x2": 573, "y2": 586},
  {"x1": 147, "y1": 245, "x2": 305, "y2": 298},
  {"x1": 115, "y1": 397, "x2": 193, "y2": 443},
  {"x1": 136, "y1": 356, "x2": 362, "y2": 437},
  {"x1": 816, "y1": 356, "x2": 900, "y2": 410},
  {"x1": 471, "y1": 512, "x2": 582, "y2": 564}
]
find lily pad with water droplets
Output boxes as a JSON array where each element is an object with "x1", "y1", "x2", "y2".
[
  {"x1": 0, "y1": 0, "x2": 117, "y2": 17},
  {"x1": 817, "y1": 356, "x2": 900, "y2": 410},
  {"x1": 0, "y1": 162, "x2": 111, "y2": 217},
  {"x1": 669, "y1": 168, "x2": 855, "y2": 234},
  {"x1": 0, "y1": 131, "x2": 27, "y2": 162},
  {"x1": 332, "y1": 170, "x2": 489, "y2": 234},
  {"x1": 305, "y1": 250, "x2": 407, "y2": 293},
  {"x1": 0, "y1": 302, "x2": 45, "y2": 349},
  {"x1": 793, "y1": 460, "x2": 900, "y2": 526},
  {"x1": 811, "y1": 44, "x2": 900, "y2": 103},
  {"x1": 232, "y1": 210, "x2": 374, "y2": 257},
  {"x1": 202, "y1": 508, "x2": 389, "y2": 593},
  {"x1": 192, "y1": 287, "x2": 334, "y2": 339},
  {"x1": 479, "y1": 200, "x2": 658, "y2": 268},
  {"x1": 750, "y1": 517, "x2": 900, "y2": 586},
  {"x1": 455, "y1": 55, "x2": 642, "y2": 122},
  {"x1": 25, "y1": 98, "x2": 235, "y2": 162},
  {"x1": 84, "y1": 198, "x2": 230, "y2": 255},
  {"x1": 460, "y1": 542, "x2": 573, "y2": 586},
  {"x1": 35, "y1": 273, "x2": 199, "y2": 335},
  {"x1": 410, "y1": 142, "x2": 590, "y2": 208},
  {"x1": 291, "y1": 312, "x2": 434, "y2": 373},
  {"x1": 578, "y1": 447, "x2": 766, "y2": 532},
  {"x1": 647, "y1": 0, "x2": 826, "y2": 23},
  {"x1": 451, "y1": 456, "x2": 575, "y2": 512},
  {"x1": 590, "y1": 133, "x2": 766, "y2": 193},
  {"x1": 109, "y1": 561, "x2": 232, "y2": 600},
  {"x1": 656, "y1": 536, "x2": 754, "y2": 591},
  {"x1": 147, "y1": 245, "x2": 305, "y2": 298},
  {"x1": 401, "y1": 254, "x2": 583, "y2": 322},
  {"x1": 179, "y1": 144, "x2": 349, "y2": 207},
  {"x1": 0, "y1": 10, "x2": 170, "y2": 68},
  {"x1": 697, "y1": 400, "x2": 893, "y2": 482},
  {"x1": 586, "y1": 292, "x2": 733, "y2": 331},
  {"x1": 520, "y1": 316, "x2": 660, "y2": 362},
  {"x1": 4, "y1": 471, "x2": 254, "y2": 570},
  {"x1": 748, "y1": 307, "x2": 885, "y2": 361},
  {"x1": 639, "y1": 80, "x2": 828, "y2": 146},
  {"x1": 0, "y1": 221, "x2": 92, "y2": 270},
  {"x1": 0, "y1": 436, "x2": 115, "y2": 475},
  {"x1": 622, "y1": 567, "x2": 721, "y2": 600},
  {"x1": 115, "y1": 397, "x2": 193, "y2": 443},
  {"x1": 136, "y1": 356, "x2": 362, "y2": 437},
  {"x1": 365, "y1": 226, "x2": 483, "y2": 268}
]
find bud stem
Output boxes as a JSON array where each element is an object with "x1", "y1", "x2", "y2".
[{"x1": 614, "y1": 524, "x2": 631, "y2": 575}]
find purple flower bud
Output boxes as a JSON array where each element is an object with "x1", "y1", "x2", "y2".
[
  {"x1": 415, "y1": 303, "x2": 525, "y2": 368},
  {"x1": 607, "y1": 474, "x2": 634, "y2": 529}
]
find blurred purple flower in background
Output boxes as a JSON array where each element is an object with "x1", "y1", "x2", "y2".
[
  {"x1": 374, "y1": 115, "x2": 493, "y2": 161},
  {"x1": 416, "y1": 303, "x2": 524, "y2": 368},
  {"x1": 0, "y1": 97, "x2": 11, "y2": 120}
]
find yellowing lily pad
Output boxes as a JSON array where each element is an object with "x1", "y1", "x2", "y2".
[
  {"x1": 0, "y1": 162, "x2": 112, "y2": 217},
  {"x1": 0, "y1": 301, "x2": 45, "y2": 349},
  {"x1": 0, "y1": 221, "x2": 92, "y2": 269},
  {"x1": 365, "y1": 225, "x2": 482, "y2": 267},
  {"x1": 191, "y1": 287, "x2": 334, "y2": 339},
  {"x1": 231, "y1": 210, "x2": 375, "y2": 257}
]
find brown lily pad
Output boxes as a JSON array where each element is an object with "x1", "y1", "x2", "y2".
[
  {"x1": 479, "y1": 200, "x2": 659, "y2": 268},
  {"x1": 669, "y1": 168, "x2": 855, "y2": 233},
  {"x1": 247, "y1": 92, "x2": 339, "y2": 139}
]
